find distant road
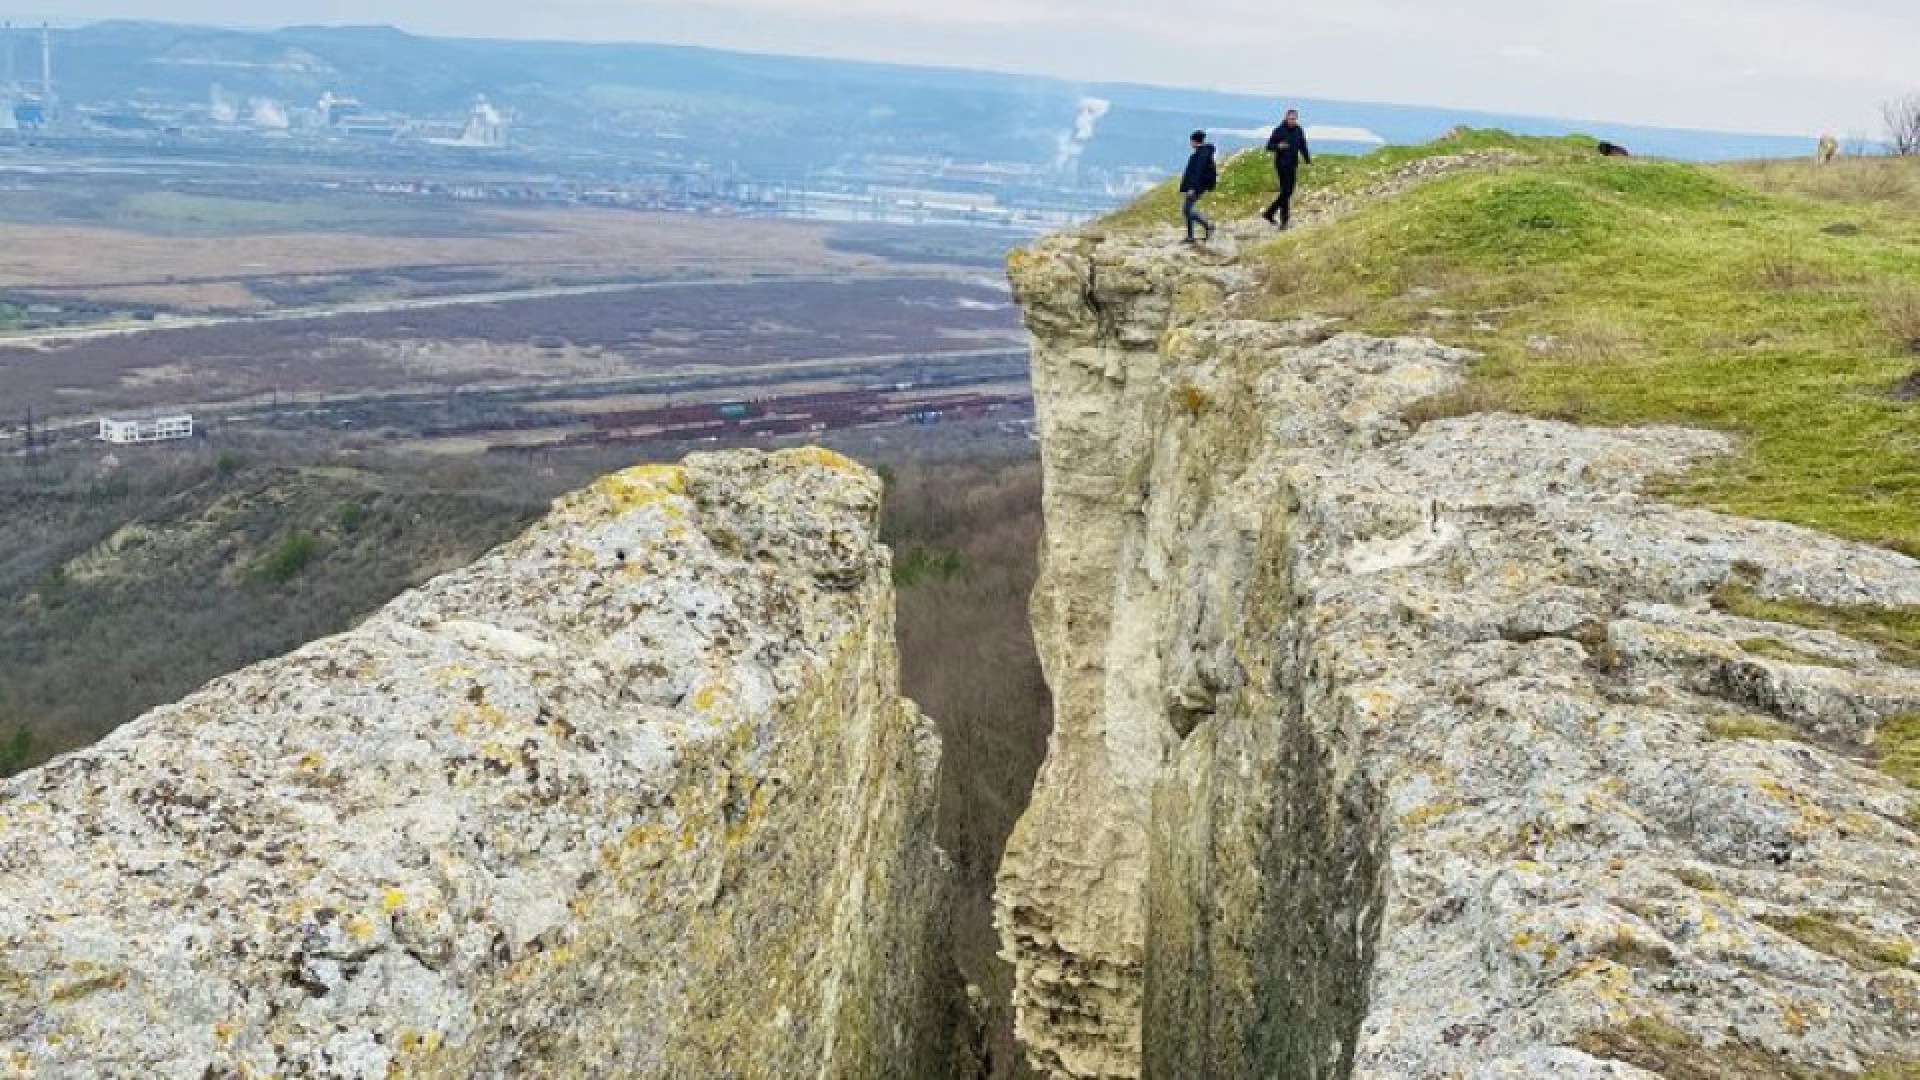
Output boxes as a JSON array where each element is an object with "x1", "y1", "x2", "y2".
[
  {"x1": 0, "y1": 268, "x2": 1011, "y2": 349},
  {"x1": 0, "y1": 346, "x2": 1030, "y2": 446}
]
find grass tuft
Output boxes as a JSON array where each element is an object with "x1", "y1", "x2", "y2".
[
  {"x1": 1881, "y1": 714, "x2": 1920, "y2": 789},
  {"x1": 1712, "y1": 586, "x2": 1920, "y2": 669},
  {"x1": 1752, "y1": 244, "x2": 1837, "y2": 292},
  {"x1": 1737, "y1": 637, "x2": 1850, "y2": 669},
  {"x1": 1706, "y1": 714, "x2": 1805, "y2": 742},
  {"x1": 1877, "y1": 286, "x2": 1920, "y2": 355},
  {"x1": 1572, "y1": 1015, "x2": 1832, "y2": 1080},
  {"x1": 1756, "y1": 912, "x2": 1915, "y2": 971},
  {"x1": 1670, "y1": 866, "x2": 1722, "y2": 894},
  {"x1": 1402, "y1": 383, "x2": 1516, "y2": 429}
]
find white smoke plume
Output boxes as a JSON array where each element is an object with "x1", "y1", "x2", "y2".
[
  {"x1": 1074, "y1": 96, "x2": 1110, "y2": 141},
  {"x1": 249, "y1": 97, "x2": 290, "y2": 130},
  {"x1": 461, "y1": 95, "x2": 510, "y2": 147},
  {"x1": 209, "y1": 85, "x2": 238, "y2": 125},
  {"x1": 1053, "y1": 95, "x2": 1111, "y2": 172}
]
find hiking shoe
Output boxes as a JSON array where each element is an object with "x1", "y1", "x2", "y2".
[{"x1": 1261, "y1": 211, "x2": 1277, "y2": 225}]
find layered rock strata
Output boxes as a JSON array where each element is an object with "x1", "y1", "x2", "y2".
[
  {"x1": 998, "y1": 232, "x2": 1920, "y2": 1079},
  {"x1": 0, "y1": 449, "x2": 949, "y2": 1080}
]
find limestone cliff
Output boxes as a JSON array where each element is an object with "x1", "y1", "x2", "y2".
[
  {"x1": 0, "y1": 449, "x2": 950, "y2": 1079},
  {"x1": 998, "y1": 229, "x2": 1920, "y2": 1078}
]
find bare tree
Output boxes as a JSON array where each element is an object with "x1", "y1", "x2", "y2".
[{"x1": 1886, "y1": 94, "x2": 1920, "y2": 155}]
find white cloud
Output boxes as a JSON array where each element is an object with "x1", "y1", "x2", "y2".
[{"x1": 22, "y1": 0, "x2": 1919, "y2": 134}]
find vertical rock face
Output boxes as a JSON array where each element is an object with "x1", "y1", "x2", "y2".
[
  {"x1": 0, "y1": 449, "x2": 951, "y2": 1079},
  {"x1": 1000, "y1": 233, "x2": 1920, "y2": 1079}
]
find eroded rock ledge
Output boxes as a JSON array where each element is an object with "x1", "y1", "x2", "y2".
[
  {"x1": 998, "y1": 232, "x2": 1920, "y2": 1079},
  {"x1": 0, "y1": 449, "x2": 949, "y2": 1079}
]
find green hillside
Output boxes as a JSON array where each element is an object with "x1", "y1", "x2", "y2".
[{"x1": 1110, "y1": 131, "x2": 1920, "y2": 559}]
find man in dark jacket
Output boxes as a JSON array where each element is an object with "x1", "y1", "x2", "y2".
[
  {"x1": 1262, "y1": 109, "x2": 1311, "y2": 228},
  {"x1": 1181, "y1": 130, "x2": 1218, "y2": 244}
]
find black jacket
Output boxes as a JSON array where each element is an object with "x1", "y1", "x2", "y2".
[
  {"x1": 1181, "y1": 144, "x2": 1218, "y2": 194},
  {"x1": 1267, "y1": 123, "x2": 1312, "y2": 168}
]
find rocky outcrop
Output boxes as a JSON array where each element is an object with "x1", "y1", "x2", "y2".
[
  {"x1": 999, "y1": 231, "x2": 1920, "y2": 1078},
  {"x1": 0, "y1": 449, "x2": 951, "y2": 1079}
]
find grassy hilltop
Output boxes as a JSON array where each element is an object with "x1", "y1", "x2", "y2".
[{"x1": 1110, "y1": 130, "x2": 1920, "y2": 560}]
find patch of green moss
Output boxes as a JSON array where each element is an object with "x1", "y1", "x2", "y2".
[
  {"x1": 1880, "y1": 713, "x2": 1920, "y2": 789},
  {"x1": 1861, "y1": 1060, "x2": 1920, "y2": 1080},
  {"x1": 1714, "y1": 586, "x2": 1920, "y2": 670},
  {"x1": 1670, "y1": 865, "x2": 1723, "y2": 894},
  {"x1": 1706, "y1": 714, "x2": 1805, "y2": 743},
  {"x1": 1758, "y1": 912, "x2": 1915, "y2": 972},
  {"x1": 1591, "y1": 932, "x2": 1677, "y2": 971},
  {"x1": 1572, "y1": 1016, "x2": 1833, "y2": 1080},
  {"x1": 1738, "y1": 637, "x2": 1851, "y2": 669}
]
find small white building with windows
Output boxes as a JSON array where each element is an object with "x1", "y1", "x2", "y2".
[{"x1": 98, "y1": 413, "x2": 195, "y2": 445}]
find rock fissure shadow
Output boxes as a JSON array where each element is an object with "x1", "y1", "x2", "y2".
[{"x1": 1143, "y1": 508, "x2": 1388, "y2": 1080}]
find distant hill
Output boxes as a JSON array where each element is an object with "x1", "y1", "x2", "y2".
[{"x1": 14, "y1": 21, "x2": 1815, "y2": 173}]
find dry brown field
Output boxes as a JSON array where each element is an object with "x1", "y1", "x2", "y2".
[
  {"x1": 0, "y1": 277, "x2": 1021, "y2": 421},
  {"x1": 0, "y1": 205, "x2": 900, "y2": 305}
]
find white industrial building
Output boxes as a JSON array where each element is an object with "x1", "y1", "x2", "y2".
[{"x1": 98, "y1": 413, "x2": 195, "y2": 445}]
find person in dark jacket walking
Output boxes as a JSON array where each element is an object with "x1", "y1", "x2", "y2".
[
  {"x1": 1181, "y1": 130, "x2": 1218, "y2": 244},
  {"x1": 1262, "y1": 109, "x2": 1312, "y2": 228}
]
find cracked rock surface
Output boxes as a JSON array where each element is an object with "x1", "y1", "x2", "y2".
[
  {"x1": 999, "y1": 229, "x2": 1920, "y2": 1079},
  {"x1": 0, "y1": 449, "x2": 950, "y2": 1080}
]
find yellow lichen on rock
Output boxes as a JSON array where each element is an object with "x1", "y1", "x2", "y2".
[
  {"x1": 567, "y1": 463, "x2": 690, "y2": 519},
  {"x1": 775, "y1": 446, "x2": 863, "y2": 473}
]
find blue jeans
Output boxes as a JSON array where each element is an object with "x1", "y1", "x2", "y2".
[{"x1": 1183, "y1": 192, "x2": 1213, "y2": 239}]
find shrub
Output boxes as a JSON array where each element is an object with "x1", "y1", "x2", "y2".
[
  {"x1": 255, "y1": 531, "x2": 321, "y2": 584},
  {"x1": 893, "y1": 546, "x2": 966, "y2": 587},
  {"x1": 0, "y1": 725, "x2": 32, "y2": 778},
  {"x1": 35, "y1": 565, "x2": 69, "y2": 605},
  {"x1": 87, "y1": 475, "x2": 130, "y2": 502},
  {"x1": 1752, "y1": 244, "x2": 1834, "y2": 291},
  {"x1": 1877, "y1": 286, "x2": 1920, "y2": 354},
  {"x1": 1886, "y1": 94, "x2": 1920, "y2": 156},
  {"x1": 334, "y1": 500, "x2": 369, "y2": 532}
]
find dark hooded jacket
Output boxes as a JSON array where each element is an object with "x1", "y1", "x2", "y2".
[
  {"x1": 1181, "y1": 143, "x2": 1218, "y2": 194},
  {"x1": 1266, "y1": 123, "x2": 1312, "y2": 169}
]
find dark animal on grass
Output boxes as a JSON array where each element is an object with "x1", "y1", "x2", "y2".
[{"x1": 1597, "y1": 141, "x2": 1632, "y2": 158}]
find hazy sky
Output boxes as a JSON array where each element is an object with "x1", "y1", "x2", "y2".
[{"x1": 18, "y1": 0, "x2": 1919, "y2": 136}]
